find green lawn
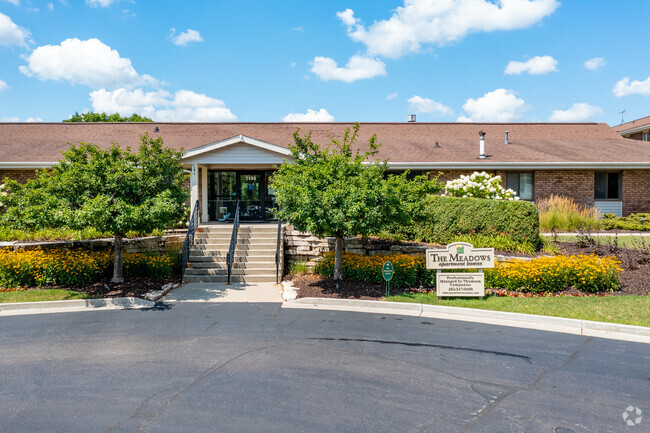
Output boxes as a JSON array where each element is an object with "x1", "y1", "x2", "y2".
[
  {"x1": 387, "y1": 292, "x2": 650, "y2": 327},
  {"x1": 0, "y1": 289, "x2": 93, "y2": 303},
  {"x1": 542, "y1": 234, "x2": 650, "y2": 249}
]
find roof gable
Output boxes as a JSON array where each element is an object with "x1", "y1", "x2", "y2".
[{"x1": 181, "y1": 135, "x2": 292, "y2": 165}]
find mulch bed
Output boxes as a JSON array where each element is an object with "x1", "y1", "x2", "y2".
[
  {"x1": 5, "y1": 276, "x2": 178, "y2": 299},
  {"x1": 289, "y1": 241, "x2": 650, "y2": 299}
]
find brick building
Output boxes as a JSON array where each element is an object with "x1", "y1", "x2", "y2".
[
  {"x1": 613, "y1": 116, "x2": 650, "y2": 142},
  {"x1": 1, "y1": 121, "x2": 649, "y2": 218}
]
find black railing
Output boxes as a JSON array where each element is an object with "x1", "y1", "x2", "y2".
[
  {"x1": 226, "y1": 200, "x2": 241, "y2": 285},
  {"x1": 275, "y1": 219, "x2": 282, "y2": 284},
  {"x1": 180, "y1": 200, "x2": 200, "y2": 282}
]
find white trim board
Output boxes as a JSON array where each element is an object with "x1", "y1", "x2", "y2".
[{"x1": 182, "y1": 135, "x2": 291, "y2": 160}]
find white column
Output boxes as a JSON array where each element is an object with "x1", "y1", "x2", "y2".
[
  {"x1": 190, "y1": 164, "x2": 198, "y2": 213},
  {"x1": 201, "y1": 165, "x2": 209, "y2": 222}
]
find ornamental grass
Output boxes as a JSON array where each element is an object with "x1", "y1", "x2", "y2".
[
  {"x1": 0, "y1": 248, "x2": 175, "y2": 288},
  {"x1": 485, "y1": 254, "x2": 622, "y2": 293},
  {"x1": 314, "y1": 251, "x2": 436, "y2": 288}
]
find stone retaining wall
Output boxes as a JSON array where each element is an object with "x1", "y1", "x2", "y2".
[
  {"x1": 284, "y1": 228, "x2": 427, "y2": 268},
  {"x1": 1, "y1": 235, "x2": 184, "y2": 254}
]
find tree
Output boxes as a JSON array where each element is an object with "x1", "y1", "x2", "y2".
[
  {"x1": 272, "y1": 123, "x2": 441, "y2": 280},
  {"x1": 1, "y1": 134, "x2": 188, "y2": 283},
  {"x1": 63, "y1": 112, "x2": 153, "y2": 122}
]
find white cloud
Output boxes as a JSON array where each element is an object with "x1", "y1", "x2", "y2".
[
  {"x1": 281, "y1": 108, "x2": 335, "y2": 122},
  {"x1": 1, "y1": 116, "x2": 43, "y2": 122},
  {"x1": 584, "y1": 57, "x2": 605, "y2": 70},
  {"x1": 0, "y1": 12, "x2": 30, "y2": 47},
  {"x1": 338, "y1": 0, "x2": 559, "y2": 59},
  {"x1": 2, "y1": 0, "x2": 20, "y2": 5},
  {"x1": 504, "y1": 55, "x2": 558, "y2": 75},
  {"x1": 86, "y1": 0, "x2": 114, "y2": 7},
  {"x1": 407, "y1": 95, "x2": 452, "y2": 115},
  {"x1": 613, "y1": 76, "x2": 650, "y2": 97},
  {"x1": 549, "y1": 103, "x2": 603, "y2": 122},
  {"x1": 457, "y1": 89, "x2": 526, "y2": 122},
  {"x1": 89, "y1": 88, "x2": 237, "y2": 122},
  {"x1": 310, "y1": 55, "x2": 386, "y2": 83},
  {"x1": 169, "y1": 28, "x2": 204, "y2": 46},
  {"x1": 386, "y1": 92, "x2": 398, "y2": 100},
  {"x1": 19, "y1": 38, "x2": 158, "y2": 89},
  {"x1": 0, "y1": 78, "x2": 7, "y2": 91},
  {"x1": 48, "y1": 2, "x2": 54, "y2": 10}
]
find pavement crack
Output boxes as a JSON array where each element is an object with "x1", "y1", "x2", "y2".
[
  {"x1": 455, "y1": 337, "x2": 593, "y2": 433},
  {"x1": 103, "y1": 344, "x2": 283, "y2": 433},
  {"x1": 309, "y1": 337, "x2": 531, "y2": 363}
]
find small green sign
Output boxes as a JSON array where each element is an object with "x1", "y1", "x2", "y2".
[{"x1": 382, "y1": 261, "x2": 394, "y2": 281}]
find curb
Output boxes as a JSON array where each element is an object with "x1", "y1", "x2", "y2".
[
  {"x1": 0, "y1": 297, "x2": 155, "y2": 316},
  {"x1": 284, "y1": 297, "x2": 650, "y2": 344}
]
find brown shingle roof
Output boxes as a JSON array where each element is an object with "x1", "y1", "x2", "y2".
[
  {"x1": 0, "y1": 122, "x2": 648, "y2": 165},
  {"x1": 612, "y1": 116, "x2": 650, "y2": 133}
]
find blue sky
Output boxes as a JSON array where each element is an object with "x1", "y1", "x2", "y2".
[{"x1": 0, "y1": 0, "x2": 648, "y2": 125}]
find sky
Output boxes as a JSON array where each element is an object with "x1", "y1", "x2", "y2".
[{"x1": 0, "y1": 0, "x2": 648, "y2": 125}]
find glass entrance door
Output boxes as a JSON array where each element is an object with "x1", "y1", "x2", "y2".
[
  {"x1": 208, "y1": 170, "x2": 274, "y2": 221},
  {"x1": 239, "y1": 173, "x2": 262, "y2": 220}
]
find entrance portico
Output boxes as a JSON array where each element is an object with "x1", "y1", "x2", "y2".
[{"x1": 183, "y1": 134, "x2": 293, "y2": 222}]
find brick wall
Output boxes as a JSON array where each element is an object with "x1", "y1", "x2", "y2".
[
  {"x1": 0, "y1": 169, "x2": 39, "y2": 183},
  {"x1": 622, "y1": 170, "x2": 650, "y2": 215},
  {"x1": 534, "y1": 170, "x2": 594, "y2": 207}
]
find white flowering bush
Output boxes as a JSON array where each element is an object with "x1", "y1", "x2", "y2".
[{"x1": 444, "y1": 172, "x2": 519, "y2": 200}]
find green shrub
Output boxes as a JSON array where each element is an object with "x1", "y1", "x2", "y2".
[
  {"x1": 288, "y1": 260, "x2": 310, "y2": 275},
  {"x1": 601, "y1": 213, "x2": 650, "y2": 231},
  {"x1": 451, "y1": 232, "x2": 536, "y2": 254},
  {"x1": 391, "y1": 195, "x2": 540, "y2": 248}
]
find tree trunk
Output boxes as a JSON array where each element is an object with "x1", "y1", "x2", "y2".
[
  {"x1": 333, "y1": 235, "x2": 344, "y2": 281},
  {"x1": 112, "y1": 233, "x2": 124, "y2": 284}
]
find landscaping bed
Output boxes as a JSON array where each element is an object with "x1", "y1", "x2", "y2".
[
  {"x1": 288, "y1": 240, "x2": 650, "y2": 298},
  {"x1": 0, "y1": 275, "x2": 178, "y2": 302}
]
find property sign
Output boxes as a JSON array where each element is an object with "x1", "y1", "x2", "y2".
[
  {"x1": 382, "y1": 262, "x2": 394, "y2": 281},
  {"x1": 426, "y1": 242, "x2": 494, "y2": 298},
  {"x1": 436, "y1": 273, "x2": 485, "y2": 297},
  {"x1": 426, "y1": 242, "x2": 494, "y2": 269}
]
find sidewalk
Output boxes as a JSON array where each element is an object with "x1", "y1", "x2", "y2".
[
  {"x1": 163, "y1": 282, "x2": 282, "y2": 303},
  {"x1": 540, "y1": 232, "x2": 650, "y2": 236}
]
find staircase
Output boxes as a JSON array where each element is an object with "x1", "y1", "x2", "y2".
[{"x1": 183, "y1": 224, "x2": 278, "y2": 283}]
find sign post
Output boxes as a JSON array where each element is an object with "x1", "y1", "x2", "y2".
[
  {"x1": 425, "y1": 242, "x2": 494, "y2": 297},
  {"x1": 382, "y1": 261, "x2": 394, "y2": 297}
]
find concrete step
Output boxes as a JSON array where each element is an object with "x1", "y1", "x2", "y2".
[
  {"x1": 182, "y1": 274, "x2": 277, "y2": 283},
  {"x1": 194, "y1": 241, "x2": 278, "y2": 249},
  {"x1": 187, "y1": 261, "x2": 276, "y2": 270},
  {"x1": 189, "y1": 252, "x2": 275, "y2": 260},
  {"x1": 191, "y1": 246, "x2": 276, "y2": 253},
  {"x1": 184, "y1": 268, "x2": 276, "y2": 276},
  {"x1": 195, "y1": 233, "x2": 277, "y2": 240},
  {"x1": 198, "y1": 226, "x2": 279, "y2": 234}
]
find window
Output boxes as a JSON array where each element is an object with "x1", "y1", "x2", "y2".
[
  {"x1": 506, "y1": 172, "x2": 533, "y2": 200},
  {"x1": 644, "y1": 132, "x2": 648, "y2": 141},
  {"x1": 594, "y1": 172, "x2": 620, "y2": 200}
]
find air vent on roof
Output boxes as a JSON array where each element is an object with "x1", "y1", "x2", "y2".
[
  {"x1": 154, "y1": 127, "x2": 159, "y2": 132},
  {"x1": 407, "y1": 114, "x2": 416, "y2": 123},
  {"x1": 479, "y1": 131, "x2": 486, "y2": 159},
  {"x1": 505, "y1": 130, "x2": 509, "y2": 144},
  {"x1": 434, "y1": 141, "x2": 440, "y2": 148}
]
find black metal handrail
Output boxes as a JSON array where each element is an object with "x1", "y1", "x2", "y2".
[
  {"x1": 275, "y1": 219, "x2": 282, "y2": 284},
  {"x1": 226, "y1": 200, "x2": 240, "y2": 285},
  {"x1": 180, "y1": 200, "x2": 200, "y2": 282}
]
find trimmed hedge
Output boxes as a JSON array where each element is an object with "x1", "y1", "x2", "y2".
[
  {"x1": 601, "y1": 213, "x2": 650, "y2": 231},
  {"x1": 393, "y1": 195, "x2": 541, "y2": 247}
]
